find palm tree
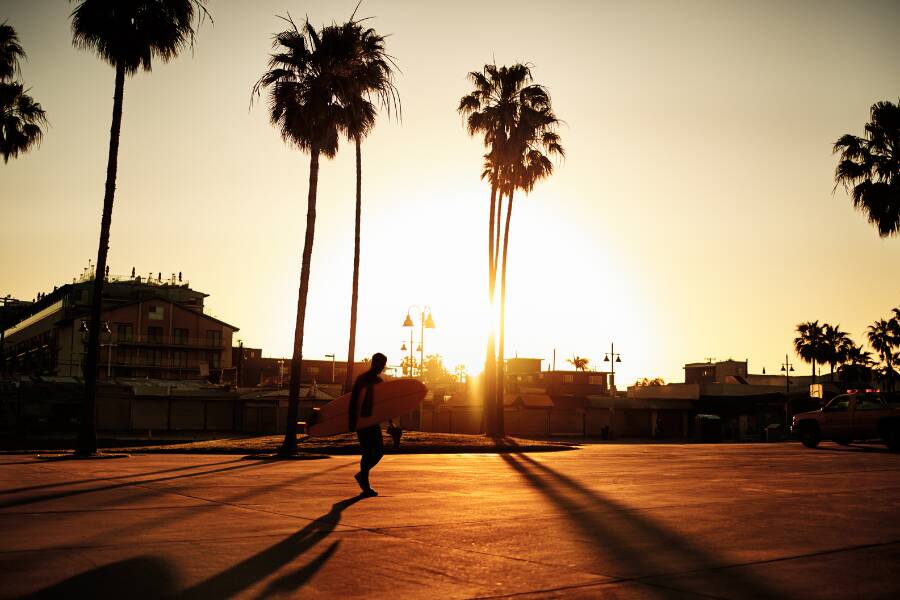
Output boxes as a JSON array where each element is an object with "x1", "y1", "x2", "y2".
[
  {"x1": 834, "y1": 100, "x2": 900, "y2": 237},
  {"x1": 253, "y1": 16, "x2": 351, "y2": 454},
  {"x1": 1, "y1": 21, "x2": 47, "y2": 163},
  {"x1": 566, "y1": 356, "x2": 589, "y2": 372},
  {"x1": 822, "y1": 323, "x2": 853, "y2": 382},
  {"x1": 495, "y1": 91, "x2": 563, "y2": 426},
  {"x1": 332, "y1": 16, "x2": 399, "y2": 395},
  {"x1": 458, "y1": 63, "x2": 558, "y2": 434},
  {"x1": 70, "y1": 0, "x2": 208, "y2": 456},
  {"x1": 794, "y1": 321, "x2": 825, "y2": 383},
  {"x1": 840, "y1": 344, "x2": 874, "y2": 384},
  {"x1": 867, "y1": 318, "x2": 896, "y2": 391}
]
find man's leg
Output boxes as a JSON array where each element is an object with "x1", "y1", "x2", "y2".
[{"x1": 355, "y1": 426, "x2": 381, "y2": 494}]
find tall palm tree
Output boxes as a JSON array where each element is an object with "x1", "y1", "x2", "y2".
[
  {"x1": 1, "y1": 21, "x2": 47, "y2": 163},
  {"x1": 331, "y1": 16, "x2": 399, "y2": 395},
  {"x1": 253, "y1": 16, "x2": 350, "y2": 454},
  {"x1": 822, "y1": 323, "x2": 853, "y2": 382},
  {"x1": 495, "y1": 94, "x2": 563, "y2": 429},
  {"x1": 834, "y1": 100, "x2": 900, "y2": 237},
  {"x1": 70, "y1": 0, "x2": 208, "y2": 456},
  {"x1": 867, "y1": 318, "x2": 896, "y2": 391},
  {"x1": 458, "y1": 63, "x2": 552, "y2": 434},
  {"x1": 794, "y1": 320, "x2": 825, "y2": 383}
]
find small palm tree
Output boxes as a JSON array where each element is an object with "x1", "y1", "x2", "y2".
[
  {"x1": 71, "y1": 0, "x2": 208, "y2": 456},
  {"x1": 822, "y1": 324, "x2": 853, "y2": 382},
  {"x1": 834, "y1": 100, "x2": 900, "y2": 237},
  {"x1": 840, "y1": 344, "x2": 874, "y2": 384},
  {"x1": 566, "y1": 356, "x2": 590, "y2": 372},
  {"x1": 867, "y1": 318, "x2": 896, "y2": 391},
  {"x1": 1, "y1": 21, "x2": 47, "y2": 163},
  {"x1": 332, "y1": 16, "x2": 399, "y2": 394},
  {"x1": 253, "y1": 16, "x2": 351, "y2": 454},
  {"x1": 794, "y1": 321, "x2": 825, "y2": 383}
]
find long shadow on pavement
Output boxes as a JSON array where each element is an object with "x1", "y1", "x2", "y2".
[
  {"x1": 84, "y1": 461, "x2": 357, "y2": 544},
  {"x1": 21, "y1": 556, "x2": 178, "y2": 600},
  {"x1": 173, "y1": 495, "x2": 364, "y2": 599},
  {"x1": 815, "y1": 444, "x2": 895, "y2": 454},
  {"x1": 501, "y1": 452, "x2": 782, "y2": 598},
  {"x1": 0, "y1": 460, "x2": 277, "y2": 510},
  {"x1": 0, "y1": 458, "x2": 244, "y2": 496}
]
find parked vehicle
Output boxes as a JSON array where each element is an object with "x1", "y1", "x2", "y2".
[{"x1": 792, "y1": 391, "x2": 900, "y2": 450}]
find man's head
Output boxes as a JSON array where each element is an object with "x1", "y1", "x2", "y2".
[{"x1": 371, "y1": 353, "x2": 387, "y2": 374}]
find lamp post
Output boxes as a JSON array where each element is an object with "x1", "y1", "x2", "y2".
[
  {"x1": 324, "y1": 353, "x2": 335, "y2": 383},
  {"x1": 402, "y1": 306, "x2": 435, "y2": 378},
  {"x1": 603, "y1": 342, "x2": 622, "y2": 396},
  {"x1": 781, "y1": 354, "x2": 795, "y2": 433}
]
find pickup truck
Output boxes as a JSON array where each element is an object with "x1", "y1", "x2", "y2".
[{"x1": 792, "y1": 391, "x2": 900, "y2": 450}]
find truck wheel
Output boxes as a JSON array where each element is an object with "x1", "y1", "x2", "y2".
[
  {"x1": 884, "y1": 428, "x2": 900, "y2": 452},
  {"x1": 798, "y1": 423, "x2": 820, "y2": 448}
]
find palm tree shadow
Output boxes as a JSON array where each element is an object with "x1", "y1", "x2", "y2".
[
  {"x1": 501, "y1": 452, "x2": 783, "y2": 597},
  {"x1": 0, "y1": 459, "x2": 275, "y2": 510},
  {"x1": 816, "y1": 443, "x2": 894, "y2": 454},
  {"x1": 174, "y1": 495, "x2": 363, "y2": 599}
]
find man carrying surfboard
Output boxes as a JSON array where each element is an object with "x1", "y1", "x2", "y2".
[{"x1": 349, "y1": 353, "x2": 387, "y2": 497}]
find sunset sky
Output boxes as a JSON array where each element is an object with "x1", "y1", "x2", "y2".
[{"x1": 3, "y1": 0, "x2": 900, "y2": 385}]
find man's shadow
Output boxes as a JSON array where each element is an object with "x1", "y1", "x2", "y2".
[{"x1": 174, "y1": 494, "x2": 365, "y2": 598}]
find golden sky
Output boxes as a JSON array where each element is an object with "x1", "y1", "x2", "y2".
[{"x1": 2, "y1": 0, "x2": 900, "y2": 384}]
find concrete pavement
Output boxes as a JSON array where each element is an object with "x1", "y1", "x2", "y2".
[{"x1": 1, "y1": 442, "x2": 899, "y2": 598}]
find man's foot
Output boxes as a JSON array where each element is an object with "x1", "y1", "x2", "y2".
[
  {"x1": 360, "y1": 488, "x2": 378, "y2": 497},
  {"x1": 354, "y1": 472, "x2": 368, "y2": 493}
]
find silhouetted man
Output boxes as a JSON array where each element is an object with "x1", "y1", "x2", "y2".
[{"x1": 349, "y1": 353, "x2": 387, "y2": 496}]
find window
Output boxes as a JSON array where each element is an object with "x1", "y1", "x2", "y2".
[
  {"x1": 148, "y1": 305, "x2": 164, "y2": 321},
  {"x1": 856, "y1": 396, "x2": 885, "y2": 411},
  {"x1": 116, "y1": 323, "x2": 133, "y2": 342},
  {"x1": 173, "y1": 328, "x2": 188, "y2": 345},
  {"x1": 308, "y1": 367, "x2": 320, "y2": 374},
  {"x1": 147, "y1": 326, "x2": 163, "y2": 343},
  {"x1": 206, "y1": 330, "x2": 222, "y2": 347},
  {"x1": 147, "y1": 349, "x2": 162, "y2": 366},
  {"x1": 589, "y1": 376, "x2": 603, "y2": 385},
  {"x1": 207, "y1": 351, "x2": 221, "y2": 369},
  {"x1": 563, "y1": 374, "x2": 574, "y2": 383},
  {"x1": 173, "y1": 350, "x2": 187, "y2": 368},
  {"x1": 825, "y1": 396, "x2": 850, "y2": 412}
]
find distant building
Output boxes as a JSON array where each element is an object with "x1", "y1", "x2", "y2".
[
  {"x1": 2, "y1": 276, "x2": 238, "y2": 381},
  {"x1": 684, "y1": 359, "x2": 748, "y2": 384},
  {"x1": 231, "y1": 346, "x2": 370, "y2": 388}
]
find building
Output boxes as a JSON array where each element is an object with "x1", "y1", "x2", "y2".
[
  {"x1": 2, "y1": 275, "x2": 238, "y2": 382},
  {"x1": 231, "y1": 346, "x2": 371, "y2": 389},
  {"x1": 629, "y1": 358, "x2": 821, "y2": 440}
]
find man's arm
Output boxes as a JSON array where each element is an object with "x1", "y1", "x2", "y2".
[{"x1": 348, "y1": 379, "x2": 363, "y2": 431}]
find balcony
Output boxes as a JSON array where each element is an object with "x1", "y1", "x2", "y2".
[{"x1": 110, "y1": 333, "x2": 224, "y2": 349}]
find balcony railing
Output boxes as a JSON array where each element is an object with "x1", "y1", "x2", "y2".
[{"x1": 109, "y1": 333, "x2": 224, "y2": 348}]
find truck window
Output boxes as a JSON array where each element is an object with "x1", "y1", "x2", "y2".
[
  {"x1": 825, "y1": 397, "x2": 849, "y2": 412},
  {"x1": 856, "y1": 396, "x2": 885, "y2": 411}
]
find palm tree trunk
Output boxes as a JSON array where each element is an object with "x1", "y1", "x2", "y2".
[
  {"x1": 77, "y1": 62, "x2": 126, "y2": 457},
  {"x1": 281, "y1": 145, "x2": 320, "y2": 455},
  {"x1": 497, "y1": 189, "x2": 515, "y2": 435},
  {"x1": 484, "y1": 174, "x2": 499, "y2": 435},
  {"x1": 343, "y1": 137, "x2": 362, "y2": 394}
]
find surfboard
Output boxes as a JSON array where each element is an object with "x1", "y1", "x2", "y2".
[{"x1": 306, "y1": 378, "x2": 427, "y2": 437}]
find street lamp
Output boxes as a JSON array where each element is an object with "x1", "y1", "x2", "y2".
[
  {"x1": 402, "y1": 305, "x2": 435, "y2": 378},
  {"x1": 80, "y1": 320, "x2": 113, "y2": 379},
  {"x1": 324, "y1": 353, "x2": 335, "y2": 383},
  {"x1": 781, "y1": 354, "x2": 795, "y2": 433},
  {"x1": 603, "y1": 342, "x2": 622, "y2": 396}
]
